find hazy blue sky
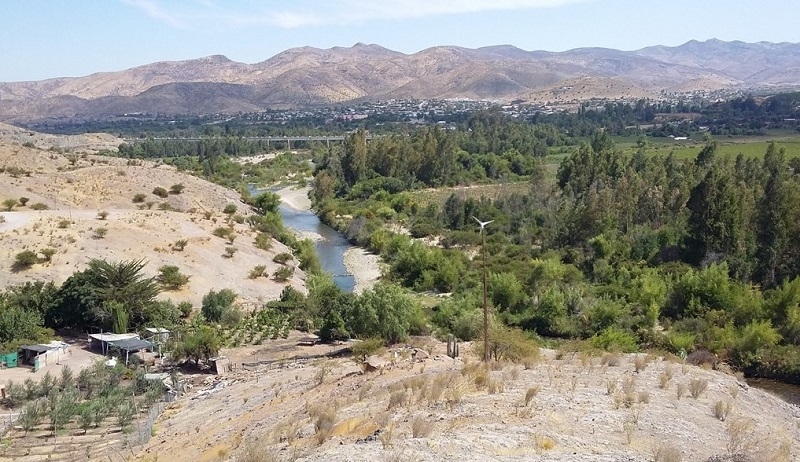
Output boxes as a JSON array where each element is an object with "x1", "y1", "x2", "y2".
[{"x1": 2, "y1": 0, "x2": 798, "y2": 82}]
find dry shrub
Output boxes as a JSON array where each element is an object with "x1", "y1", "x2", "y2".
[
  {"x1": 379, "y1": 424, "x2": 394, "y2": 449},
  {"x1": 524, "y1": 386, "x2": 541, "y2": 406},
  {"x1": 522, "y1": 356, "x2": 538, "y2": 370},
  {"x1": 687, "y1": 350, "x2": 718, "y2": 369},
  {"x1": 675, "y1": 382, "x2": 686, "y2": 400},
  {"x1": 688, "y1": 378, "x2": 708, "y2": 399},
  {"x1": 358, "y1": 383, "x2": 373, "y2": 401},
  {"x1": 445, "y1": 377, "x2": 470, "y2": 409},
  {"x1": 535, "y1": 435, "x2": 555, "y2": 451},
  {"x1": 652, "y1": 442, "x2": 683, "y2": 462},
  {"x1": 714, "y1": 400, "x2": 732, "y2": 421},
  {"x1": 726, "y1": 418, "x2": 758, "y2": 460},
  {"x1": 606, "y1": 378, "x2": 618, "y2": 395},
  {"x1": 633, "y1": 355, "x2": 649, "y2": 373},
  {"x1": 411, "y1": 416, "x2": 433, "y2": 438},
  {"x1": 388, "y1": 390, "x2": 407, "y2": 410},
  {"x1": 313, "y1": 406, "x2": 337, "y2": 445},
  {"x1": 238, "y1": 439, "x2": 281, "y2": 462},
  {"x1": 487, "y1": 379, "x2": 505, "y2": 394}
]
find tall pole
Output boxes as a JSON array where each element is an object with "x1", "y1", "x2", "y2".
[{"x1": 482, "y1": 231, "x2": 489, "y2": 362}]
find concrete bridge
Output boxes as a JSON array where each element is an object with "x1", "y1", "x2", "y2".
[{"x1": 122, "y1": 134, "x2": 374, "y2": 149}]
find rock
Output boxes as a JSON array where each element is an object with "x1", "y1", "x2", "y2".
[
  {"x1": 364, "y1": 355, "x2": 387, "y2": 372},
  {"x1": 414, "y1": 348, "x2": 430, "y2": 360}
]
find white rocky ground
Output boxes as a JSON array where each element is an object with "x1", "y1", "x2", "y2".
[{"x1": 128, "y1": 338, "x2": 800, "y2": 462}]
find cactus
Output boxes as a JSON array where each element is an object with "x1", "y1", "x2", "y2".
[{"x1": 447, "y1": 334, "x2": 460, "y2": 359}]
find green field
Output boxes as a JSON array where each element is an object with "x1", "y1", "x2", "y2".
[
  {"x1": 549, "y1": 131, "x2": 800, "y2": 161},
  {"x1": 617, "y1": 131, "x2": 800, "y2": 160}
]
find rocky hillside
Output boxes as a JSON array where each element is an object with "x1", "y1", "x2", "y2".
[
  {"x1": 132, "y1": 338, "x2": 800, "y2": 462},
  {"x1": 0, "y1": 125, "x2": 306, "y2": 308},
  {"x1": 1, "y1": 39, "x2": 799, "y2": 123}
]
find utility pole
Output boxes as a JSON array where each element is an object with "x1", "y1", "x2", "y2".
[{"x1": 473, "y1": 216, "x2": 494, "y2": 362}]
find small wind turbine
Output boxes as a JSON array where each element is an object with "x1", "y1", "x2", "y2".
[
  {"x1": 472, "y1": 216, "x2": 494, "y2": 232},
  {"x1": 472, "y1": 216, "x2": 493, "y2": 362}
]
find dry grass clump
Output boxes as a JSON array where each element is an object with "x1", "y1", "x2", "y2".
[
  {"x1": 652, "y1": 442, "x2": 683, "y2": 462},
  {"x1": 387, "y1": 390, "x2": 408, "y2": 410},
  {"x1": 309, "y1": 404, "x2": 337, "y2": 445},
  {"x1": 237, "y1": 439, "x2": 282, "y2": 462},
  {"x1": 411, "y1": 416, "x2": 433, "y2": 438},
  {"x1": 659, "y1": 364, "x2": 675, "y2": 389},
  {"x1": 487, "y1": 378, "x2": 505, "y2": 394},
  {"x1": 688, "y1": 378, "x2": 708, "y2": 399},
  {"x1": 633, "y1": 354, "x2": 649, "y2": 372},
  {"x1": 601, "y1": 353, "x2": 622, "y2": 366},
  {"x1": 606, "y1": 378, "x2": 618, "y2": 395},
  {"x1": 379, "y1": 424, "x2": 395, "y2": 449},
  {"x1": 675, "y1": 382, "x2": 686, "y2": 400},
  {"x1": 714, "y1": 400, "x2": 732, "y2": 421},
  {"x1": 523, "y1": 386, "x2": 541, "y2": 407}
]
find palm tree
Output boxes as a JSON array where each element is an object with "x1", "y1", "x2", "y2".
[{"x1": 88, "y1": 258, "x2": 159, "y2": 328}]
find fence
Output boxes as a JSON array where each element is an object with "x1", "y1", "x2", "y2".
[{"x1": 129, "y1": 400, "x2": 168, "y2": 446}]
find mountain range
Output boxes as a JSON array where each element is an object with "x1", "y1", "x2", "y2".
[{"x1": 1, "y1": 39, "x2": 799, "y2": 123}]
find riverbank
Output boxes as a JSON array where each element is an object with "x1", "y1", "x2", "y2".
[
  {"x1": 274, "y1": 184, "x2": 312, "y2": 211},
  {"x1": 343, "y1": 248, "x2": 382, "y2": 294}
]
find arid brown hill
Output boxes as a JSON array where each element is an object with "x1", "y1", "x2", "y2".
[{"x1": 1, "y1": 39, "x2": 799, "y2": 123}]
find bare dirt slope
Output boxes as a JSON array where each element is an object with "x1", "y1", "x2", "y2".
[
  {"x1": 129, "y1": 338, "x2": 800, "y2": 462},
  {"x1": 0, "y1": 130, "x2": 305, "y2": 309}
]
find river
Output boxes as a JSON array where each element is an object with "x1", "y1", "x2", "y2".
[
  {"x1": 747, "y1": 378, "x2": 800, "y2": 407},
  {"x1": 249, "y1": 184, "x2": 357, "y2": 292},
  {"x1": 277, "y1": 203, "x2": 356, "y2": 292}
]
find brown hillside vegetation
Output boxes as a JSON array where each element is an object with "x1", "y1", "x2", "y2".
[
  {"x1": 0, "y1": 129, "x2": 305, "y2": 308},
  {"x1": 119, "y1": 338, "x2": 800, "y2": 462}
]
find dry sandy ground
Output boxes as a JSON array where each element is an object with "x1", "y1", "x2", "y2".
[
  {"x1": 124, "y1": 338, "x2": 800, "y2": 462},
  {"x1": 0, "y1": 133, "x2": 306, "y2": 310}
]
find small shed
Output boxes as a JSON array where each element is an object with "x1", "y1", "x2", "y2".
[
  {"x1": 108, "y1": 338, "x2": 153, "y2": 365},
  {"x1": 144, "y1": 327, "x2": 170, "y2": 344},
  {"x1": 297, "y1": 334, "x2": 320, "y2": 346},
  {"x1": 88, "y1": 333, "x2": 139, "y2": 354},
  {"x1": 19, "y1": 341, "x2": 69, "y2": 371},
  {"x1": 210, "y1": 356, "x2": 231, "y2": 375}
]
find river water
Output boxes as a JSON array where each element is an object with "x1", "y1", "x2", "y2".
[
  {"x1": 747, "y1": 378, "x2": 800, "y2": 407},
  {"x1": 276, "y1": 203, "x2": 356, "y2": 292}
]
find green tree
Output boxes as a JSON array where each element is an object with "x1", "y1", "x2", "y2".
[
  {"x1": 347, "y1": 284, "x2": 424, "y2": 344},
  {"x1": 87, "y1": 259, "x2": 160, "y2": 329},
  {"x1": 156, "y1": 265, "x2": 190, "y2": 290},
  {"x1": 173, "y1": 325, "x2": 220, "y2": 364},
  {"x1": 2, "y1": 198, "x2": 17, "y2": 211},
  {"x1": 13, "y1": 250, "x2": 38, "y2": 270},
  {"x1": 201, "y1": 289, "x2": 236, "y2": 323}
]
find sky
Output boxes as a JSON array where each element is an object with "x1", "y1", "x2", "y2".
[{"x1": 1, "y1": 0, "x2": 799, "y2": 82}]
